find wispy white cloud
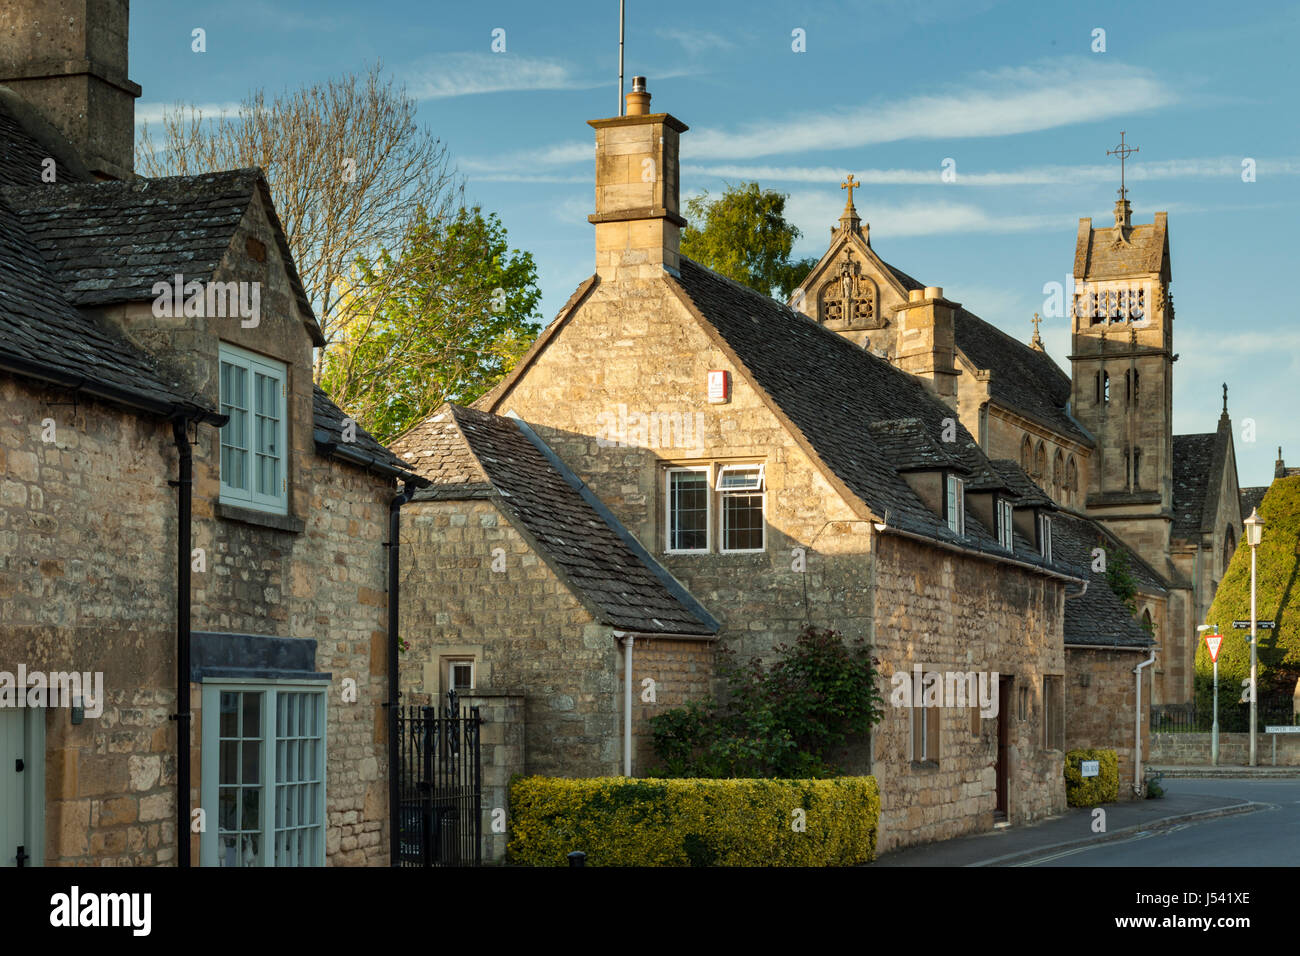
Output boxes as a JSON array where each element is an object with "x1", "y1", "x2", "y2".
[
  {"x1": 783, "y1": 191, "x2": 1074, "y2": 244},
  {"x1": 656, "y1": 27, "x2": 735, "y2": 56},
  {"x1": 134, "y1": 102, "x2": 243, "y2": 128},
  {"x1": 404, "y1": 53, "x2": 601, "y2": 100},
  {"x1": 461, "y1": 140, "x2": 592, "y2": 176},
  {"x1": 684, "y1": 58, "x2": 1178, "y2": 160},
  {"x1": 686, "y1": 157, "x2": 1300, "y2": 187}
]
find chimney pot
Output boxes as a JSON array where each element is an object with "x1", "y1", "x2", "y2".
[
  {"x1": 625, "y1": 77, "x2": 651, "y2": 116},
  {"x1": 925, "y1": 286, "x2": 943, "y2": 300}
]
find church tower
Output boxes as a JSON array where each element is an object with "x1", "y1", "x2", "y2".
[{"x1": 1069, "y1": 134, "x2": 1174, "y2": 574}]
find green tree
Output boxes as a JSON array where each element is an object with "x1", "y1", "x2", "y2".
[
  {"x1": 680, "y1": 181, "x2": 817, "y2": 299},
  {"x1": 320, "y1": 204, "x2": 541, "y2": 443}
]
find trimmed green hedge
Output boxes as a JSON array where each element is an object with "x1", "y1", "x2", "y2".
[
  {"x1": 508, "y1": 775, "x2": 879, "y2": 866},
  {"x1": 1064, "y1": 749, "x2": 1119, "y2": 806}
]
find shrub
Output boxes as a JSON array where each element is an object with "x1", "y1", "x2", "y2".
[
  {"x1": 649, "y1": 625, "x2": 884, "y2": 778},
  {"x1": 1064, "y1": 749, "x2": 1119, "y2": 806},
  {"x1": 508, "y1": 775, "x2": 880, "y2": 866}
]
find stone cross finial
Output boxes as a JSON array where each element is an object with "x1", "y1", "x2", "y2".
[
  {"x1": 1223, "y1": 382, "x2": 1229, "y2": 414},
  {"x1": 1030, "y1": 313, "x2": 1044, "y2": 350},
  {"x1": 841, "y1": 174, "x2": 860, "y2": 208}
]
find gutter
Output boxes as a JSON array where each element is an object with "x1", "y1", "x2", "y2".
[
  {"x1": 386, "y1": 480, "x2": 417, "y2": 866},
  {"x1": 875, "y1": 524, "x2": 1086, "y2": 585},
  {"x1": 313, "y1": 428, "x2": 428, "y2": 486},
  {"x1": 1064, "y1": 642, "x2": 1154, "y2": 652}
]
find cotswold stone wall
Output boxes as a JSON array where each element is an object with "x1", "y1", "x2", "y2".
[
  {"x1": 621, "y1": 636, "x2": 714, "y2": 774},
  {"x1": 486, "y1": 276, "x2": 876, "y2": 666},
  {"x1": 870, "y1": 534, "x2": 1067, "y2": 853},
  {"x1": 1, "y1": 375, "x2": 180, "y2": 865},
  {"x1": 1, "y1": 366, "x2": 397, "y2": 866},
  {"x1": 401, "y1": 498, "x2": 625, "y2": 777},
  {"x1": 1064, "y1": 646, "x2": 1148, "y2": 799},
  {"x1": 1151, "y1": 732, "x2": 1300, "y2": 767}
]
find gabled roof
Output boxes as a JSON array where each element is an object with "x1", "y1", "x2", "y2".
[
  {"x1": 1, "y1": 168, "x2": 323, "y2": 346},
  {"x1": 0, "y1": 88, "x2": 94, "y2": 188},
  {"x1": 1052, "y1": 511, "x2": 1160, "y2": 648},
  {"x1": 0, "y1": 183, "x2": 218, "y2": 418},
  {"x1": 311, "y1": 386, "x2": 427, "y2": 485},
  {"x1": 1241, "y1": 486, "x2": 1268, "y2": 521},
  {"x1": 392, "y1": 404, "x2": 718, "y2": 637},
  {"x1": 882, "y1": 259, "x2": 1092, "y2": 446},
  {"x1": 987, "y1": 459, "x2": 1053, "y2": 507},
  {"x1": 1173, "y1": 423, "x2": 1234, "y2": 540},
  {"x1": 669, "y1": 257, "x2": 1071, "y2": 576},
  {"x1": 867, "y1": 418, "x2": 968, "y2": 474},
  {"x1": 1074, "y1": 210, "x2": 1170, "y2": 281}
]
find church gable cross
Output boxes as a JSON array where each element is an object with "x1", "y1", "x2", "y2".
[
  {"x1": 1107, "y1": 131, "x2": 1139, "y2": 201},
  {"x1": 841, "y1": 173, "x2": 860, "y2": 207}
]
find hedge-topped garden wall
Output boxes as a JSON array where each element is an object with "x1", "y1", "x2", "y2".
[
  {"x1": 1064, "y1": 749, "x2": 1119, "y2": 806},
  {"x1": 509, "y1": 776, "x2": 879, "y2": 866}
]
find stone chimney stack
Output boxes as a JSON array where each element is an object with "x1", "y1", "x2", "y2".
[
  {"x1": 588, "y1": 77, "x2": 688, "y2": 280},
  {"x1": 0, "y1": 0, "x2": 141, "y2": 178},
  {"x1": 892, "y1": 287, "x2": 960, "y2": 407}
]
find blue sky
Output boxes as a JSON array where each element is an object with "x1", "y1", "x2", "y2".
[{"x1": 132, "y1": 0, "x2": 1299, "y2": 487}]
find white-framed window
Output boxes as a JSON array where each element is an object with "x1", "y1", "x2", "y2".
[
  {"x1": 200, "y1": 680, "x2": 327, "y2": 867},
  {"x1": 666, "y1": 466, "x2": 711, "y2": 553},
  {"x1": 945, "y1": 475, "x2": 965, "y2": 536},
  {"x1": 445, "y1": 659, "x2": 475, "y2": 694},
  {"x1": 717, "y1": 464, "x2": 765, "y2": 552},
  {"x1": 911, "y1": 704, "x2": 939, "y2": 763},
  {"x1": 997, "y1": 499, "x2": 1015, "y2": 550},
  {"x1": 1038, "y1": 513, "x2": 1053, "y2": 562},
  {"x1": 219, "y1": 342, "x2": 288, "y2": 514}
]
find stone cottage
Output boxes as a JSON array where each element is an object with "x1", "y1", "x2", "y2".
[
  {"x1": 393, "y1": 80, "x2": 1159, "y2": 853},
  {"x1": 0, "y1": 0, "x2": 425, "y2": 866}
]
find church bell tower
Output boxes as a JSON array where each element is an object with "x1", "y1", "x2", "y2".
[{"x1": 1069, "y1": 133, "x2": 1174, "y2": 574}]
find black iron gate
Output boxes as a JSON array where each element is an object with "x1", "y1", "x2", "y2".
[{"x1": 396, "y1": 692, "x2": 482, "y2": 866}]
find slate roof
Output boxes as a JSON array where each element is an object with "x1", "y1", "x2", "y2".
[
  {"x1": 311, "y1": 386, "x2": 427, "y2": 484},
  {"x1": 1, "y1": 168, "x2": 322, "y2": 345},
  {"x1": 987, "y1": 459, "x2": 1053, "y2": 507},
  {"x1": 0, "y1": 88, "x2": 94, "y2": 188},
  {"x1": 1052, "y1": 512, "x2": 1160, "y2": 648},
  {"x1": 1241, "y1": 486, "x2": 1268, "y2": 521},
  {"x1": 670, "y1": 257, "x2": 1071, "y2": 575},
  {"x1": 1074, "y1": 211, "x2": 1169, "y2": 280},
  {"x1": 1173, "y1": 432, "x2": 1221, "y2": 539},
  {"x1": 866, "y1": 418, "x2": 968, "y2": 474},
  {"x1": 0, "y1": 180, "x2": 218, "y2": 417},
  {"x1": 393, "y1": 404, "x2": 718, "y2": 637},
  {"x1": 882, "y1": 260, "x2": 1092, "y2": 446}
]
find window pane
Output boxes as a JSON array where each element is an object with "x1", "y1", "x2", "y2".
[
  {"x1": 220, "y1": 692, "x2": 238, "y2": 738},
  {"x1": 242, "y1": 787, "x2": 260, "y2": 831},
  {"x1": 219, "y1": 741, "x2": 238, "y2": 784},
  {"x1": 242, "y1": 693, "x2": 260, "y2": 738},
  {"x1": 242, "y1": 740, "x2": 261, "y2": 785},
  {"x1": 722, "y1": 492, "x2": 763, "y2": 550},
  {"x1": 669, "y1": 472, "x2": 708, "y2": 550}
]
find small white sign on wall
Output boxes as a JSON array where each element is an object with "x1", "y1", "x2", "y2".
[
  {"x1": 707, "y1": 369, "x2": 730, "y2": 404},
  {"x1": 1081, "y1": 760, "x2": 1100, "y2": 778}
]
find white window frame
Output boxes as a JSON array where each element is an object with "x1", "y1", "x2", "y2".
[
  {"x1": 199, "y1": 679, "x2": 327, "y2": 867},
  {"x1": 219, "y1": 342, "x2": 289, "y2": 515},
  {"x1": 718, "y1": 464, "x2": 766, "y2": 553},
  {"x1": 1038, "y1": 513, "x2": 1053, "y2": 562},
  {"x1": 446, "y1": 659, "x2": 475, "y2": 693},
  {"x1": 665, "y1": 466, "x2": 712, "y2": 554},
  {"x1": 946, "y1": 474, "x2": 965, "y2": 536},
  {"x1": 997, "y1": 499, "x2": 1015, "y2": 551}
]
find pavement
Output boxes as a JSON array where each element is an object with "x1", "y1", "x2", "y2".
[{"x1": 870, "y1": 771, "x2": 1280, "y2": 867}]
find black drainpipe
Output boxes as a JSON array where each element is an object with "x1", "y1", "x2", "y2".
[
  {"x1": 170, "y1": 418, "x2": 194, "y2": 868},
  {"x1": 387, "y1": 480, "x2": 415, "y2": 866}
]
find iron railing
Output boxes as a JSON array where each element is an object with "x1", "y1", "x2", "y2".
[{"x1": 396, "y1": 693, "x2": 482, "y2": 867}]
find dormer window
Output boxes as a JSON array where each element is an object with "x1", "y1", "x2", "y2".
[
  {"x1": 997, "y1": 499, "x2": 1015, "y2": 550},
  {"x1": 219, "y1": 342, "x2": 288, "y2": 515},
  {"x1": 945, "y1": 475, "x2": 965, "y2": 536},
  {"x1": 1037, "y1": 513, "x2": 1053, "y2": 562}
]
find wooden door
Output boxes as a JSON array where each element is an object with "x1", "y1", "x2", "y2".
[{"x1": 995, "y1": 676, "x2": 1012, "y2": 817}]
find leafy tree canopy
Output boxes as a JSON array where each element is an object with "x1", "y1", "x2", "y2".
[{"x1": 680, "y1": 181, "x2": 818, "y2": 300}]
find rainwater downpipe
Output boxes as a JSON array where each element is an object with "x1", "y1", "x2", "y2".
[
  {"x1": 387, "y1": 481, "x2": 415, "y2": 866},
  {"x1": 171, "y1": 418, "x2": 194, "y2": 868},
  {"x1": 1133, "y1": 650, "x2": 1157, "y2": 795},
  {"x1": 616, "y1": 632, "x2": 635, "y2": 777}
]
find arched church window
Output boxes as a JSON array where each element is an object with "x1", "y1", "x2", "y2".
[
  {"x1": 1021, "y1": 436, "x2": 1033, "y2": 472},
  {"x1": 1053, "y1": 450, "x2": 1064, "y2": 496},
  {"x1": 1142, "y1": 609, "x2": 1153, "y2": 634},
  {"x1": 1132, "y1": 447, "x2": 1142, "y2": 488},
  {"x1": 1125, "y1": 370, "x2": 1130, "y2": 403},
  {"x1": 1034, "y1": 442, "x2": 1046, "y2": 481},
  {"x1": 1103, "y1": 371, "x2": 1110, "y2": 403},
  {"x1": 1133, "y1": 370, "x2": 1139, "y2": 400},
  {"x1": 1066, "y1": 456, "x2": 1078, "y2": 505},
  {"x1": 818, "y1": 253, "x2": 877, "y2": 327}
]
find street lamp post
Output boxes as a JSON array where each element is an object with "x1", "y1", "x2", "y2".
[{"x1": 1244, "y1": 508, "x2": 1265, "y2": 767}]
